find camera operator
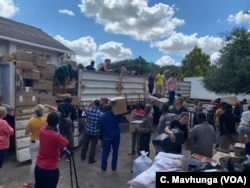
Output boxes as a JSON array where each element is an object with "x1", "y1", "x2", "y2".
[
  {"x1": 57, "y1": 95, "x2": 77, "y2": 161},
  {"x1": 34, "y1": 112, "x2": 73, "y2": 188}
]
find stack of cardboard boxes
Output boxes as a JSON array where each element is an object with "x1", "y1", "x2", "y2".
[{"x1": 1, "y1": 50, "x2": 58, "y2": 110}]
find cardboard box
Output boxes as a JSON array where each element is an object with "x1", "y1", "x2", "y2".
[
  {"x1": 39, "y1": 96, "x2": 57, "y2": 106},
  {"x1": 14, "y1": 60, "x2": 33, "y2": 70},
  {"x1": 189, "y1": 153, "x2": 218, "y2": 167},
  {"x1": 35, "y1": 56, "x2": 47, "y2": 67},
  {"x1": 129, "y1": 120, "x2": 142, "y2": 132},
  {"x1": 110, "y1": 97, "x2": 127, "y2": 115},
  {"x1": 13, "y1": 50, "x2": 37, "y2": 62},
  {"x1": 148, "y1": 96, "x2": 168, "y2": 108},
  {"x1": 0, "y1": 54, "x2": 16, "y2": 61},
  {"x1": 234, "y1": 143, "x2": 245, "y2": 157},
  {"x1": 71, "y1": 95, "x2": 78, "y2": 106},
  {"x1": 33, "y1": 80, "x2": 52, "y2": 90},
  {"x1": 16, "y1": 87, "x2": 33, "y2": 95},
  {"x1": 212, "y1": 151, "x2": 245, "y2": 166},
  {"x1": 16, "y1": 95, "x2": 38, "y2": 107},
  {"x1": 221, "y1": 96, "x2": 238, "y2": 105},
  {"x1": 22, "y1": 70, "x2": 40, "y2": 80}
]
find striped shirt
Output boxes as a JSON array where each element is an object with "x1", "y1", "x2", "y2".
[{"x1": 84, "y1": 107, "x2": 103, "y2": 136}]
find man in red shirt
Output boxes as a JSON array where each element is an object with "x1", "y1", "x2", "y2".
[{"x1": 35, "y1": 112, "x2": 73, "y2": 188}]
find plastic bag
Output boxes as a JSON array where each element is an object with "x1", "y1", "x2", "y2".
[{"x1": 132, "y1": 151, "x2": 152, "y2": 178}]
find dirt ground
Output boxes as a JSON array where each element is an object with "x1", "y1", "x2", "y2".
[{"x1": 1, "y1": 125, "x2": 191, "y2": 188}]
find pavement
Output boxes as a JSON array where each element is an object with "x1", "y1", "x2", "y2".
[{"x1": 1, "y1": 124, "x2": 192, "y2": 188}]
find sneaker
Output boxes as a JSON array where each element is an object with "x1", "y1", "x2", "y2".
[{"x1": 65, "y1": 158, "x2": 70, "y2": 162}]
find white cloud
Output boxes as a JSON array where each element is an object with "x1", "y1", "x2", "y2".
[
  {"x1": 97, "y1": 41, "x2": 132, "y2": 61},
  {"x1": 152, "y1": 32, "x2": 222, "y2": 57},
  {"x1": 58, "y1": 9, "x2": 75, "y2": 16},
  {"x1": 78, "y1": 0, "x2": 185, "y2": 41},
  {"x1": 155, "y1": 55, "x2": 180, "y2": 67},
  {"x1": 54, "y1": 35, "x2": 97, "y2": 65},
  {"x1": 0, "y1": 0, "x2": 19, "y2": 18},
  {"x1": 227, "y1": 11, "x2": 250, "y2": 24}
]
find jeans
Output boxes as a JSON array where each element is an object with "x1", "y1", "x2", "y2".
[
  {"x1": 139, "y1": 133, "x2": 151, "y2": 157},
  {"x1": 101, "y1": 136, "x2": 120, "y2": 170},
  {"x1": 168, "y1": 90, "x2": 175, "y2": 106},
  {"x1": 0, "y1": 149, "x2": 7, "y2": 169}
]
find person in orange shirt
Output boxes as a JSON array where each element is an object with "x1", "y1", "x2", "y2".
[
  {"x1": 127, "y1": 102, "x2": 145, "y2": 155},
  {"x1": 0, "y1": 106, "x2": 14, "y2": 188}
]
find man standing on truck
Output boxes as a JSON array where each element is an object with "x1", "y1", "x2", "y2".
[
  {"x1": 167, "y1": 72, "x2": 177, "y2": 106},
  {"x1": 52, "y1": 64, "x2": 72, "y2": 95}
]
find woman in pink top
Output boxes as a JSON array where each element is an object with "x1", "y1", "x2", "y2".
[{"x1": 0, "y1": 106, "x2": 14, "y2": 188}]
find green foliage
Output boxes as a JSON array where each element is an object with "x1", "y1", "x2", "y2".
[
  {"x1": 203, "y1": 27, "x2": 250, "y2": 95},
  {"x1": 179, "y1": 46, "x2": 211, "y2": 80}
]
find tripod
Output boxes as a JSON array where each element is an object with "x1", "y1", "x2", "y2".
[{"x1": 64, "y1": 149, "x2": 80, "y2": 188}]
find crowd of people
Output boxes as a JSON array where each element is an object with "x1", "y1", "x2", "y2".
[{"x1": 2, "y1": 64, "x2": 250, "y2": 187}]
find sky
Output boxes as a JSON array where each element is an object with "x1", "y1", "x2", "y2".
[{"x1": 1, "y1": 0, "x2": 250, "y2": 68}]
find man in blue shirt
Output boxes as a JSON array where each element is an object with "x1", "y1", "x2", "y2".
[
  {"x1": 80, "y1": 99, "x2": 102, "y2": 164},
  {"x1": 100, "y1": 104, "x2": 122, "y2": 171}
]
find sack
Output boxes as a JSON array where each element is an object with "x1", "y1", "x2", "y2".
[
  {"x1": 132, "y1": 151, "x2": 152, "y2": 178},
  {"x1": 152, "y1": 128, "x2": 185, "y2": 153}
]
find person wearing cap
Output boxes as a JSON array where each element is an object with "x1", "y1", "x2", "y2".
[
  {"x1": 0, "y1": 106, "x2": 14, "y2": 188},
  {"x1": 52, "y1": 64, "x2": 72, "y2": 95},
  {"x1": 237, "y1": 106, "x2": 250, "y2": 143},
  {"x1": 167, "y1": 72, "x2": 177, "y2": 106},
  {"x1": 23, "y1": 104, "x2": 56, "y2": 187}
]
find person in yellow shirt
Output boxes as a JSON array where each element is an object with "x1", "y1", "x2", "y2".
[
  {"x1": 155, "y1": 70, "x2": 166, "y2": 96},
  {"x1": 213, "y1": 102, "x2": 227, "y2": 150},
  {"x1": 23, "y1": 104, "x2": 56, "y2": 187}
]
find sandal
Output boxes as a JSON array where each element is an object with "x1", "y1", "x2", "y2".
[{"x1": 23, "y1": 182, "x2": 33, "y2": 187}]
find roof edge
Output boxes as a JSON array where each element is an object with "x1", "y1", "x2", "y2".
[{"x1": 0, "y1": 36, "x2": 75, "y2": 55}]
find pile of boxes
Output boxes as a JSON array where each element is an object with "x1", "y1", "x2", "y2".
[{"x1": 1, "y1": 51, "x2": 58, "y2": 109}]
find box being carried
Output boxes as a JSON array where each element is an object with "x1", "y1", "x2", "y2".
[
  {"x1": 189, "y1": 153, "x2": 218, "y2": 167},
  {"x1": 234, "y1": 143, "x2": 245, "y2": 157},
  {"x1": 110, "y1": 96, "x2": 127, "y2": 115},
  {"x1": 129, "y1": 120, "x2": 142, "y2": 132}
]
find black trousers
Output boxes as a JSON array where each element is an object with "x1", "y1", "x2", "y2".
[
  {"x1": 139, "y1": 133, "x2": 151, "y2": 157},
  {"x1": 80, "y1": 132, "x2": 99, "y2": 162},
  {"x1": 35, "y1": 165, "x2": 59, "y2": 188}
]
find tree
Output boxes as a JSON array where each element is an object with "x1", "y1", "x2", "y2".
[
  {"x1": 203, "y1": 27, "x2": 250, "y2": 95},
  {"x1": 179, "y1": 46, "x2": 211, "y2": 80}
]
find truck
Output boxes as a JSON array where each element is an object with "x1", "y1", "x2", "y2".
[{"x1": 0, "y1": 53, "x2": 191, "y2": 163}]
